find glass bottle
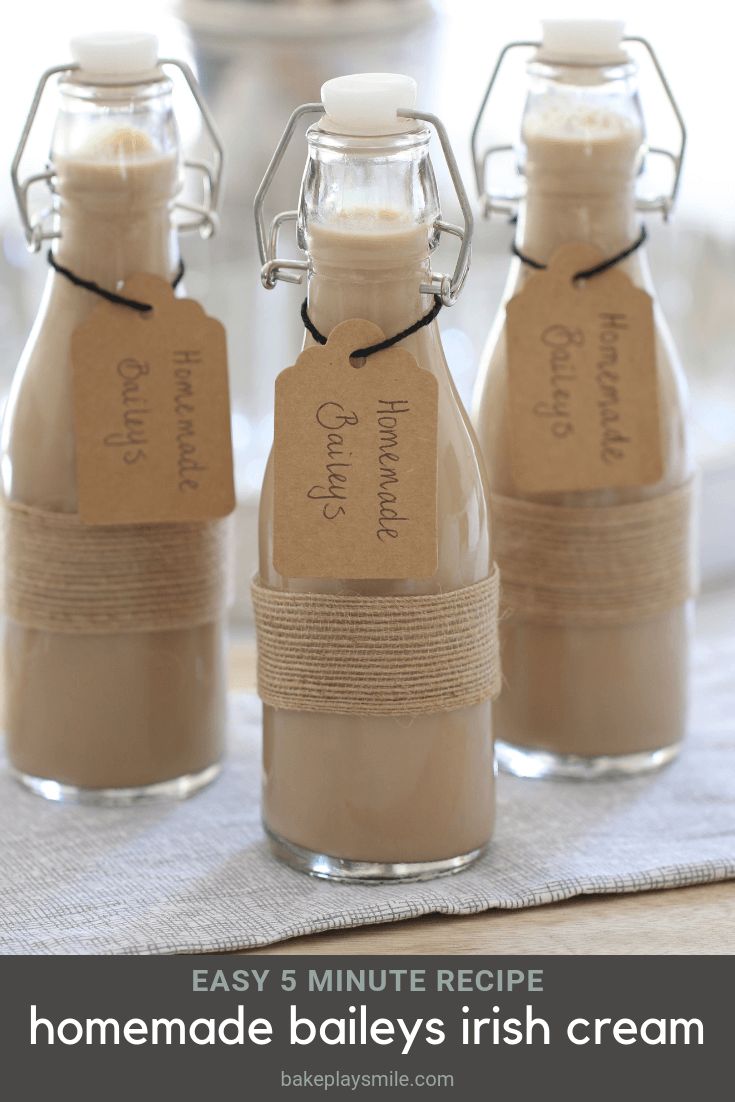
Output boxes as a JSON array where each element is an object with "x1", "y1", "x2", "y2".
[
  {"x1": 255, "y1": 74, "x2": 495, "y2": 880},
  {"x1": 472, "y1": 21, "x2": 693, "y2": 778},
  {"x1": 4, "y1": 33, "x2": 227, "y2": 802}
]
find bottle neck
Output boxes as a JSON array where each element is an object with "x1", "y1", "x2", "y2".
[
  {"x1": 54, "y1": 193, "x2": 179, "y2": 287},
  {"x1": 299, "y1": 122, "x2": 440, "y2": 336},
  {"x1": 518, "y1": 180, "x2": 639, "y2": 263},
  {"x1": 306, "y1": 232, "x2": 432, "y2": 337},
  {"x1": 49, "y1": 78, "x2": 182, "y2": 287},
  {"x1": 516, "y1": 58, "x2": 645, "y2": 266}
]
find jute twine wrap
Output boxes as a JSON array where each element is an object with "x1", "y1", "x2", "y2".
[
  {"x1": 3, "y1": 500, "x2": 233, "y2": 634},
  {"x1": 251, "y1": 567, "x2": 501, "y2": 716},
  {"x1": 491, "y1": 479, "x2": 697, "y2": 627}
]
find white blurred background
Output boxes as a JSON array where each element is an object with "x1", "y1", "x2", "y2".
[{"x1": 1, "y1": 0, "x2": 733, "y2": 617}]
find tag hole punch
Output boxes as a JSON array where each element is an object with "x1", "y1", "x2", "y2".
[{"x1": 349, "y1": 354, "x2": 366, "y2": 369}]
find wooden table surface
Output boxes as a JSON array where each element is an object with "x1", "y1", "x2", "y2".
[{"x1": 232, "y1": 588, "x2": 735, "y2": 956}]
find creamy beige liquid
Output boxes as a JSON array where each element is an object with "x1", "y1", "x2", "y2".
[
  {"x1": 2, "y1": 131, "x2": 226, "y2": 789},
  {"x1": 474, "y1": 110, "x2": 692, "y2": 759},
  {"x1": 260, "y1": 214, "x2": 494, "y2": 863}
]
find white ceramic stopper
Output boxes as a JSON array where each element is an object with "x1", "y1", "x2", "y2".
[
  {"x1": 70, "y1": 31, "x2": 160, "y2": 80},
  {"x1": 537, "y1": 19, "x2": 628, "y2": 64},
  {"x1": 320, "y1": 73, "x2": 418, "y2": 135}
]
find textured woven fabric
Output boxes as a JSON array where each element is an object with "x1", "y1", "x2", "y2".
[
  {"x1": 0, "y1": 623, "x2": 733, "y2": 955},
  {"x1": 3, "y1": 501, "x2": 233, "y2": 633},
  {"x1": 491, "y1": 480, "x2": 696, "y2": 626},
  {"x1": 251, "y1": 568, "x2": 501, "y2": 714}
]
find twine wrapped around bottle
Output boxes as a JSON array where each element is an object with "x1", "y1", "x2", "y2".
[
  {"x1": 491, "y1": 479, "x2": 697, "y2": 627},
  {"x1": 251, "y1": 566, "x2": 501, "y2": 716},
  {"x1": 2, "y1": 499, "x2": 233, "y2": 634}
]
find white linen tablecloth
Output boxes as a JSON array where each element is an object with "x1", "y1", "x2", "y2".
[{"x1": 1, "y1": 600, "x2": 733, "y2": 955}]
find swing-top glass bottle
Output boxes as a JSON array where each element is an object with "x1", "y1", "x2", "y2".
[
  {"x1": 254, "y1": 73, "x2": 496, "y2": 880},
  {"x1": 4, "y1": 33, "x2": 226, "y2": 802},
  {"x1": 472, "y1": 20, "x2": 693, "y2": 778}
]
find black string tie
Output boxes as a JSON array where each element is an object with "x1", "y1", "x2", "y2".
[
  {"x1": 301, "y1": 294, "x2": 443, "y2": 364},
  {"x1": 47, "y1": 249, "x2": 185, "y2": 312},
  {"x1": 512, "y1": 224, "x2": 648, "y2": 282}
]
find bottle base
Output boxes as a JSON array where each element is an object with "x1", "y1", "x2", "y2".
[
  {"x1": 496, "y1": 739, "x2": 680, "y2": 780},
  {"x1": 265, "y1": 825, "x2": 486, "y2": 883},
  {"x1": 12, "y1": 761, "x2": 221, "y2": 805}
]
